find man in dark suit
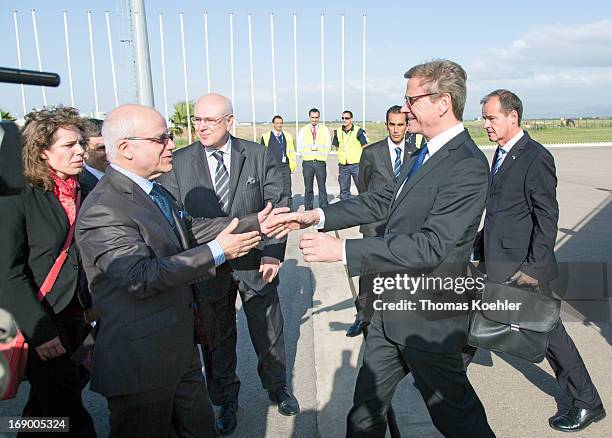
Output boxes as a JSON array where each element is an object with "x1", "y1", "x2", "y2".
[
  {"x1": 158, "y1": 93, "x2": 299, "y2": 434},
  {"x1": 76, "y1": 104, "x2": 283, "y2": 437},
  {"x1": 79, "y1": 118, "x2": 108, "y2": 193},
  {"x1": 471, "y1": 89, "x2": 605, "y2": 432},
  {"x1": 276, "y1": 60, "x2": 495, "y2": 437},
  {"x1": 345, "y1": 105, "x2": 420, "y2": 337}
]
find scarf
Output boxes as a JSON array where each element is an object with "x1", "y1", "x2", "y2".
[{"x1": 50, "y1": 172, "x2": 79, "y2": 226}]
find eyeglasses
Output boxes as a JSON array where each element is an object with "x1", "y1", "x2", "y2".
[
  {"x1": 341, "y1": 117, "x2": 352, "y2": 120},
  {"x1": 190, "y1": 114, "x2": 230, "y2": 128},
  {"x1": 404, "y1": 92, "x2": 438, "y2": 106},
  {"x1": 124, "y1": 133, "x2": 174, "y2": 145}
]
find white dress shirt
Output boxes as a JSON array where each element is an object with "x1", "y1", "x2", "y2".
[
  {"x1": 387, "y1": 137, "x2": 405, "y2": 166},
  {"x1": 84, "y1": 163, "x2": 105, "y2": 181},
  {"x1": 205, "y1": 137, "x2": 232, "y2": 189},
  {"x1": 495, "y1": 129, "x2": 524, "y2": 169}
]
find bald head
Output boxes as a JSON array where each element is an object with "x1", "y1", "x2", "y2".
[
  {"x1": 195, "y1": 93, "x2": 233, "y2": 116},
  {"x1": 193, "y1": 93, "x2": 235, "y2": 149},
  {"x1": 103, "y1": 104, "x2": 165, "y2": 162},
  {"x1": 102, "y1": 104, "x2": 175, "y2": 179}
]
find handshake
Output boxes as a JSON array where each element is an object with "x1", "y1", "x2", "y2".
[{"x1": 217, "y1": 205, "x2": 343, "y2": 268}]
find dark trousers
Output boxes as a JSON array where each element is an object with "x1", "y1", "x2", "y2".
[
  {"x1": 302, "y1": 160, "x2": 328, "y2": 210},
  {"x1": 356, "y1": 274, "x2": 376, "y2": 323},
  {"x1": 21, "y1": 312, "x2": 95, "y2": 437},
  {"x1": 347, "y1": 312, "x2": 494, "y2": 438},
  {"x1": 280, "y1": 164, "x2": 293, "y2": 211},
  {"x1": 107, "y1": 348, "x2": 217, "y2": 438},
  {"x1": 464, "y1": 318, "x2": 602, "y2": 410},
  {"x1": 203, "y1": 285, "x2": 287, "y2": 405},
  {"x1": 338, "y1": 163, "x2": 359, "y2": 200}
]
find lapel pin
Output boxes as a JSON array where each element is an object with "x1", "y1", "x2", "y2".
[{"x1": 512, "y1": 155, "x2": 516, "y2": 159}]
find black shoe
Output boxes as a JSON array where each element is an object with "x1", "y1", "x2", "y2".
[
  {"x1": 549, "y1": 405, "x2": 606, "y2": 432},
  {"x1": 346, "y1": 316, "x2": 369, "y2": 337},
  {"x1": 268, "y1": 386, "x2": 300, "y2": 416},
  {"x1": 216, "y1": 401, "x2": 238, "y2": 435}
]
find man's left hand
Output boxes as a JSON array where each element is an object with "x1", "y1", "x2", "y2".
[
  {"x1": 511, "y1": 270, "x2": 539, "y2": 287},
  {"x1": 299, "y1": 233, "x2": 343, "y2": 263},
  {"x1": 259, "y1": 256, "x2": 281, "y2": 283}
]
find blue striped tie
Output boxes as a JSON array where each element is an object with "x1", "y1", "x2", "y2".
[
  {"x1": 492, "y1": 147, "x2": 507, "y2": 177},
  {"x1": 150, "y1": 182, "x2": 175, "y2": 227},
  {"x1": 212, "y1": 151, "x2": 230, "y2": 214},
  {"x1": 393, "y1": 147, "x2": 402, "y2": 179}
]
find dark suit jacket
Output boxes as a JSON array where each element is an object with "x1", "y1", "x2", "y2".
[
  {"x1": 357, "y1": 136, "x2": 416, "y2": 236},
  {"x1": 0, "y1": 186, "x2": 90, "y2": 347},
  {"x1": 321, "y1": 130, "x2": 490, "y2": 353},
  {"x1": 476, "y1": 132, "x2": 559, "y2": 283},
  {"x1": 79, "y1": 167, "x2": 101, "y2": 194},
  {"x1": 76, "y1": 166, "x2": 258, "y2": 397},
  {"x1": 158, "y1": 136, "x2": 287, "y2": 300}
]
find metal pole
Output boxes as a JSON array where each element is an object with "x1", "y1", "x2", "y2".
[
  {"x1": 229, "y1": 13, "x2": 236, "y2": 136},
  {"x1": 62, "y1": 11, "x2": 75, "y2": 108},
  {"x1": 270, "y1": 13, "x2": 277, "y2": 116},
  {"x1": 13, "y1": 10, "x2": 27, "y2": 116},
  {"x1": 31, "y1": 9, "x2": 47, "y2": 106},
  {"x1": 204, "y1": 11, "x2": 211, "y2": 94},
  {"x1": 158, "y1": 13, "x2": 169, "y2": 122},
  {"x1": 321, "y1": 14, "x2": 325, "y2": 124},
  {"x1": 248, "y1": 14, "x2": 257, "y2": 141},
  {"x1": 179, "y1": 12, "x2": 192, "y2": 144},
  {"x1": 293, "y1": 14, "x2": 298, "y2": 142},
  {"x1": 341, "y1": 14, "x2": 345, "y2": 113},
  {"x1": 130, "y1": 0, "x2": 154, "y2": 106},
  {"x1": 362, "y1": 14, "x2": 366, "y2": 131},
  {"x1": 87, "y1": 11, "x2": 100, "y2": 115},
  {"x1": 105, "y1": 11, "x2": 119, "y2": 107}
]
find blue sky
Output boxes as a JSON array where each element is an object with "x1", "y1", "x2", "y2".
[{"x1": 1, "y1": 0, "x2": 611, "y2": 121}]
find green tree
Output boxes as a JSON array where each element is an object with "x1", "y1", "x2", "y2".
[
  {"x1": 169, "y1": 101, "x2": 194, "y2": 137},
  {"x1": 0, "y1": 109, "x2": 16, "y2": 121}
]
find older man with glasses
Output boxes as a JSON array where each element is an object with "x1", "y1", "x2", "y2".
[{"x1": 158, "y1": 93, "x2": 298, "y2": 435}]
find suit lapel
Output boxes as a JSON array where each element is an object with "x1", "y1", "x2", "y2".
[
  {"x1": 195, "y1": 142, "x2": 215, "y2": 191},
  {"x1": 44, "y1": 190, "x2": 70, "y2": 236},
  {"x1": 389, "y1": 130, "x2": 467, "y2": 215},
  {"x1": 492, "y1": 131, "x2": 528, "y2": 187},
  {"x1": 108, "y1": 167, "x2": 182, "y2": 250},
  {"x1": 226, "y1": 136, "x2": 246, "y2": 213},
  {"x1": 382, "y1": 140, "x2": 394, "y2": 177}
]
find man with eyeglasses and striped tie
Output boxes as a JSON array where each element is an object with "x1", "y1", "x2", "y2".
[
  {"x1": 345, "y1": 105, "x2": 422, "y2": 338},
  {"x1": 158, "y1": 93, "x2": 298, "y2": 435}
]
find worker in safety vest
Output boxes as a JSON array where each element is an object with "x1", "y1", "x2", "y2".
[
  {"x1": 297, "y1": 108, "x2": 332, "y2": 210},
  {"x1": 261, "y1": 115, "x2": 296, "y2": 210},
  {"x1": 332, "y1": 110, "x2": 369, "y2": 200}
]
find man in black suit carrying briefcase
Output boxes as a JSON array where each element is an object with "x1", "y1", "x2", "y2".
[{"x1": 470, "y1": 89, "x2": 605, "y2": 432}]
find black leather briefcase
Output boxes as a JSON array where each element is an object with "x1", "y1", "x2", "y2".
[{"x1": 468, "y1": 280, "x2": 560, "y2": 363}]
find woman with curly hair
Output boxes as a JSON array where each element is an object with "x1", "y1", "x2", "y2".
[{"x1": 0, "y1": 106, "x2": 96, "y2": 436}]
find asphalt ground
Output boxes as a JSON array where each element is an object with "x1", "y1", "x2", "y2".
[{"x1": 1, "y1": 145, "x2": 610, "y2": 437}]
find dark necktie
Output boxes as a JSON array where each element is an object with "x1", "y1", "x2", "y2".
[
  {"x1": 212, "y1": 151, "x2": 230, "y2": 213},
  {"x1": 492, "y1": 147, "x2": 507, "y2": 177},
  {"x1": 406, "y1": 143, "x2": 429, "y2": 181},
  {"x1": 393, "y1": 147, "x2": 402, "y2": 179},
  {"x1": 150, "y1": 182, "x2": 175, "y2": 227}
]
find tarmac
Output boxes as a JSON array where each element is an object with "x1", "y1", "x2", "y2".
[{"x1": 1, "y1": 145, "x2": 610, "y2": 437}]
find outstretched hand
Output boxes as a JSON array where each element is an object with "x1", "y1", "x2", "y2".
[
  {"x1": 299, "y1": 232, "x2": 343, "y2": 263},
  {"x1": 216, "y1": 218, "x2": 261, "y2": 260},
  {"x1": 266, "y1": 209, "x2": 321, "y2": 239},
  {"x1": 258, "y1": 202, "x2": 292, "y2": 237}
]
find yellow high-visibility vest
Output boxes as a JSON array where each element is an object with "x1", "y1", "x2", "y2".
[
  {"x1": 261, "y1": 131, "x2": 297, "y2": 172},
  {"x1": 297, "y1": 124, "x2": 331, "y2": 162},
  {"x1": 337, "y1": 124, "x2": 365, "y2": 165}
]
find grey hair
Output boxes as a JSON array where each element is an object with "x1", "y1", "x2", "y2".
[
  {"x1": 404, "y1": 59, "x2": 467, "y2": 121},
  {"x1": 101, "y1": 112, "x2": 135, "y2": 163}
]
